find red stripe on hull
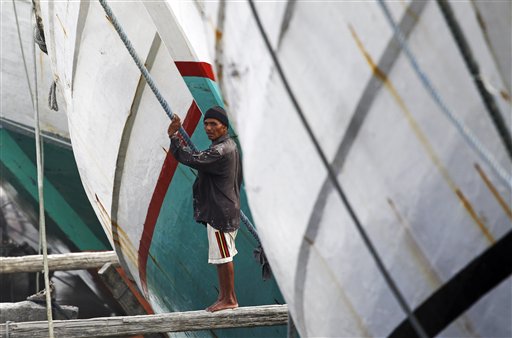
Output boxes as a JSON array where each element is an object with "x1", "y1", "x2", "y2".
[
  {"x1": 174, "y1": 61, "x2": 215, "y2": 81},
  {"x1": 138, "y1": 101, "x2": 202, "y2": 296}
]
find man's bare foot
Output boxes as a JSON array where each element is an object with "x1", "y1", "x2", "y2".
[
  {"x1": 205, "y1": 300, "x2": 220, "y2": 312},
  {"x1": 206, "y1": 300, "x2": 238, "y2": 312}
]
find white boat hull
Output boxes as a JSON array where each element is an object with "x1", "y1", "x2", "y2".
[{"x1": 38, "y1": 0, "x2": 511, "y2": 337}]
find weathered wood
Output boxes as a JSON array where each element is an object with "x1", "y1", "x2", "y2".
[
  {"x1": 0, "y1": 301, "x2": 78, "y2": 322},
  {"x1": 0, "y1": 304, "x2": 288, "y2": 337},
  {"x1": 98, "y1": 263, "x2": 149, "y2": 316},
  {"x1": 98, "y1": 263, "x2": 164, "y2": 338},
  {"x1": 0, "y1": 251, "x2": 118, "y2": 274}
]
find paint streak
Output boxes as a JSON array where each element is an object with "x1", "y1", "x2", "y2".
[
  {"x1": 93, "y1": 193, "x2": 114, "y2": 244},
  {"x1": 138, "y1": 101, "x2": 202, "y2": 296},
  {"x1": 112, "y1": 221, "x2": 139, "y2": 267},
  {"x1": 55, "y1": 13, "x2": 68, "y2": 38},
  {"x1": 387, "y1": 197, "x2": 442, "y2": 289},
  {"x1": 308, "y1": 244, "x2": 371, "y2": 337},
  {"x1": 474, "y1": 163, "x2": 512, "y2": 220},
  {"x1": 349, "y1": 25, "x2": 494, "y2": 245},
  {"x1": 95, "y1": 194, "x2": 139, "y2": 266},
  {"x1": 455, "y1": 189, "x2": 495, "y2": 243},
  {"x1": 175, "y1": 61, "x2": 215, "y2": 81},
  {"x1": 387, "y1": 198, "x2": 480, "y2": 337}
]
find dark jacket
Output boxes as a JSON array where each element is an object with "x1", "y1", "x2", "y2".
[{"x1": 169, "y1": 134, "x2": 242, "y2": 232}]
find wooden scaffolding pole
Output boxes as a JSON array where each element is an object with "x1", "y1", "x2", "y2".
[
  {"x1": 0, "y1": 251, "x2": 118, "y2": 274},
  {"x1": 0, "y1": 304, "x2": 288, "y2": 337}
]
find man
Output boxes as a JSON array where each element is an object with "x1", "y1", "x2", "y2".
[{"x1": 167, "y1": 106, "x2": 242, "y2": 312}]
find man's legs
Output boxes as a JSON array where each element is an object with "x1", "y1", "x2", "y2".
[
  {"x1": 206, "y1": 261, "x2": 238, "y2": 312},
  {"x1": 206, "y1": 225, "x2": 238, "y2": 312}
]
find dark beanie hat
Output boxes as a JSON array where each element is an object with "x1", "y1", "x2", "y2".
[{"x1": 204, "y1": 106, "x2": 229, "y2": 127}]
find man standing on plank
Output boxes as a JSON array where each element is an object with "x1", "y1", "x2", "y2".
[{"x1": 167, "y1": 106, "x2": 241, "y2": 312}]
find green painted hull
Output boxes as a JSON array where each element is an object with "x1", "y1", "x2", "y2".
[
  {"x1": 0, "y1": 128, "x2": 110, "y2": 251},
  {"x1": 146, "y1": 125, "x2": 286, "y2": 337}
]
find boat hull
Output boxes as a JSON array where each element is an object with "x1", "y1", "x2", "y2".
[
  {"x1": 38, "y1": 1, "x2": 285, "y2": 337},
  {"x1": 38, "y1": 0, "x2": 511, "y2": 337}
]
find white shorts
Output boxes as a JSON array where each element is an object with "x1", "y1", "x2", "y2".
[{"x1": 207, "y1": 224, "x2": 238, "y2": 264}]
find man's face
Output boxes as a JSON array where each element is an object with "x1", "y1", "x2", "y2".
[{"x1": 204, "y1": 118, "x2": 227, "y2": 141}]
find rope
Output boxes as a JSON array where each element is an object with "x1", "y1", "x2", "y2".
[
  {"x1": 247, "y1": 1, "x2": 428, "y2": 337},
  {"x1": 97, "y1": 0, "x2": 266, "y2": 274},
  {"x1": 436, "y1": 0, "x2": 512, "y2": 161},
  {"x1": 377, "y1": 0, "x2": 512, "y2": 190},
  {"x1": 29, "y1": 5, "x2": 54, "y2": 337},
  {"x1": 99, "y1": 0, "x2": 195, "y2": 149}
]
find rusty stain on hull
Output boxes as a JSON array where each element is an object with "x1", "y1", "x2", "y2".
[
  {"x1": 386, "y1": 197, "x2": 442, "y2": 290},
  {"x1": 308, "y1": 244, "x2": 371, "y2": 337},
  {"x1": 91, "y1": 193, "x2": 113, "y2": 243},
  {"x1": 111, "y1": 222, "x2": 139, "y2": 268},
  {"x1": 474, "y1": 163, "x2": 512, "y2": 220},
  {"x1": 55, "y1": 13, "x2": 68, "y2": 38},
  {"x1": 349, "y1": 24, "x2": 494, "y2": 245},
  {"x1": 95, "y1": 194, "x2": 138, "y2": 267},
  {"x1": 500, "y1": 90, "x2": 511, "y2": 103},
  {"x1": 386, "y1": 197, "x2": 481, "y2": 337}
]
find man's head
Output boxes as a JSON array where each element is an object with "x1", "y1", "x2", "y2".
[{"x1": 204, "y1": 106, "x2": 229, "y2": 141}]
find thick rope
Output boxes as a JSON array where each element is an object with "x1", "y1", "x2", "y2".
[
  {"x1": 247, "y1": 1, "x2": 428, "y2": 337},
  {"x1": 377, "y1": 0, "x2": 512, "y2": 190},
  {"x1": 97, "y1": 0, "x2": 264, "y2": 267},
  {"x1": 28, "y1": 5, "x2": 54, "y2": 337},
  {"x1": 99, "y1": 0, "x2": 195, "y2": 149}
]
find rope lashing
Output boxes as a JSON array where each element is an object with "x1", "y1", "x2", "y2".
[
  {"x1": 98, "y1": 0, "x2": 270, "y2": 279},
  {"x1": 33, "y1": 24, "x2": 47, "y2": 54},
  {"x1": 48, "y1": 80, "x2": 58, "y2": 111},
  {"x1": 247, "y1": 0, "x2": 428, "y2": 337},
  {"x1": 377, "y1": 0, "x2": 512, "y2": 190}
]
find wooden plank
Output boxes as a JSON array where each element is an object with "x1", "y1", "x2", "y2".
[
  {"x1": 0, "y1": 251, "x2": 118, "y2": 274},
  {"x1": 98, "y1": 263, "x2": 149, "y2": 316},
  {"x1": 0, "y1": 304, "x2": 288, "y2": 337},
  {"x1": 98, "y1": 263, "x2": 164, "y2": 338}
]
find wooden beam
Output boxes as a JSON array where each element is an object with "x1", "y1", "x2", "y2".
[
  {"x1": 98, "y1": 263, "x2": 150, "y2": 316},
  {"x1": 0, "y1": 304, "x2": 288, "y2": 337},
  {"x1": 0, "y1": 251, "x2": 118, "y2": 274}
]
